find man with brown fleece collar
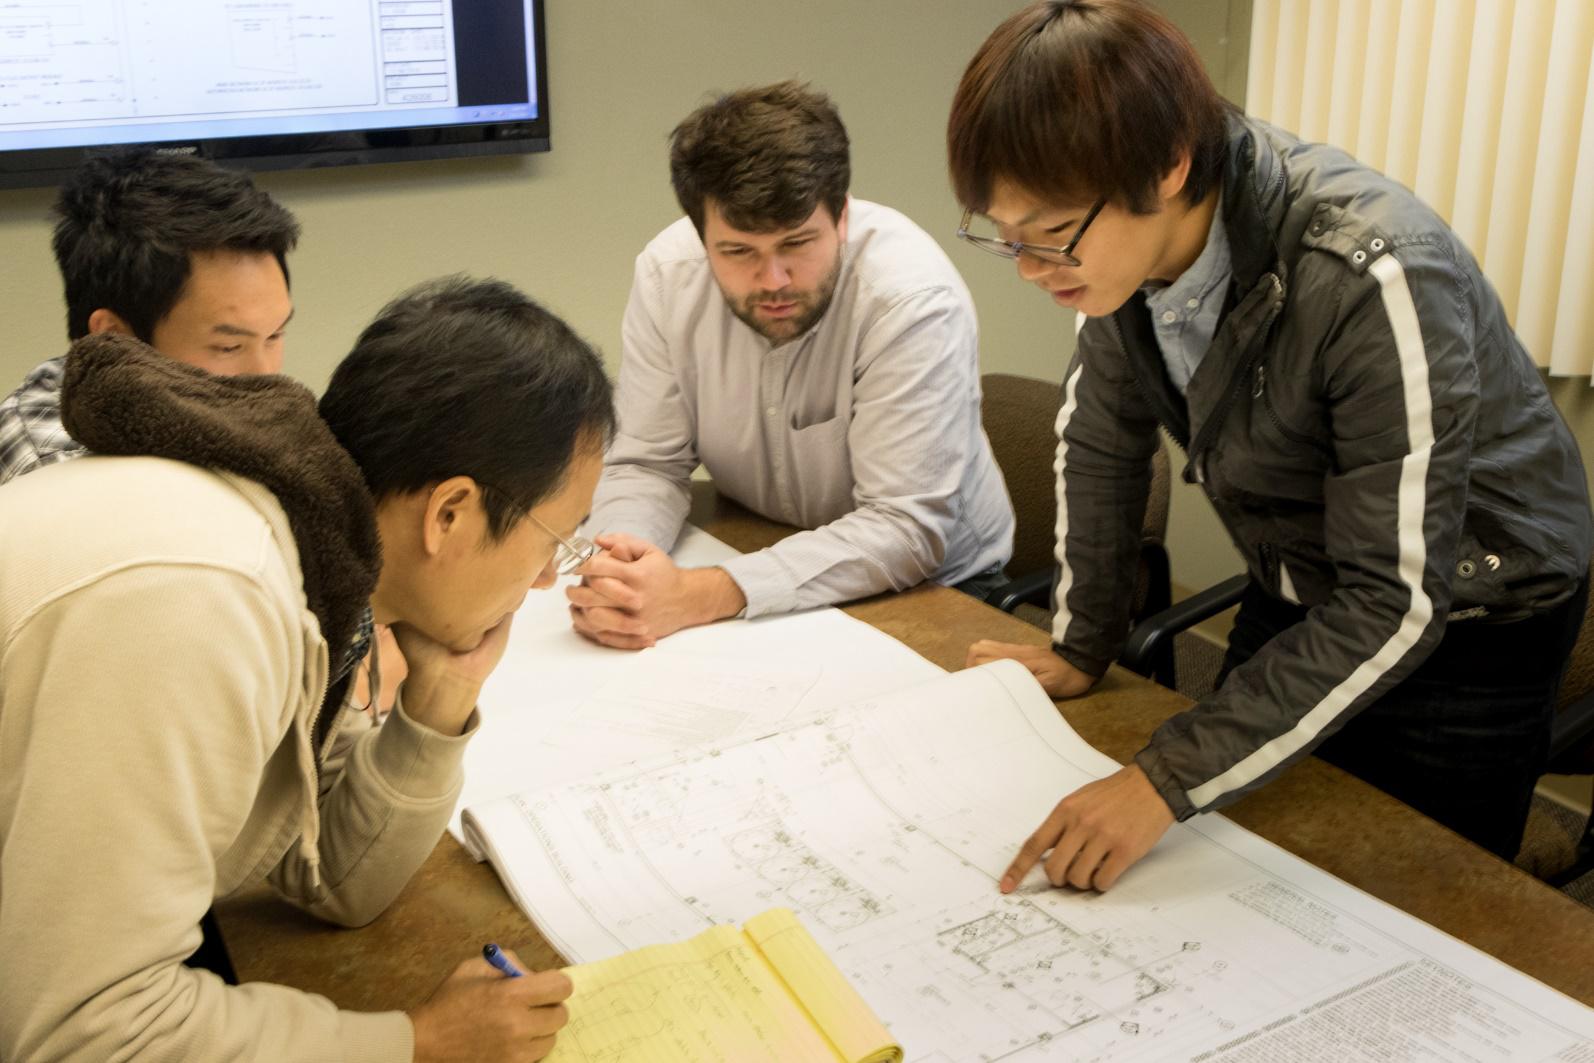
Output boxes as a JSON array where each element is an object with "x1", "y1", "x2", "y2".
[{"x1": 0, "y1": 277, "x2": 611, "y2": 1062}]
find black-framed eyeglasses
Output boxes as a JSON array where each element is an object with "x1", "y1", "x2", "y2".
[{"x1": 956, "y1": 198, "x2": 1107, "y2": 268}]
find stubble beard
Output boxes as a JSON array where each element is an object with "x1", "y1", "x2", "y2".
[{"x1": 729, "y1": 252, "x2": 843, "y2": 344}]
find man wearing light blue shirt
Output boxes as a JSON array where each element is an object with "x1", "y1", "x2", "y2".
[{"x1": 572, "y1": 81, "x2": 1014, "y2": 649}]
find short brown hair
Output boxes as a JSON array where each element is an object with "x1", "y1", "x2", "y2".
[
  {"x1": 948, "y1": 0, "x2": 1228, "y2": 216},
  {"x1": 669, "y1": 80, "x2": 850, "y2": 235}
]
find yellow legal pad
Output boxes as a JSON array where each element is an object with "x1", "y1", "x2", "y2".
[{"x1": 547, "y1": 907, "x2": 903, "y2": 1062}]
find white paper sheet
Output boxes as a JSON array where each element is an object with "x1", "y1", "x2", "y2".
[
  {"x1": 453, "y1": 526, "x2": 943, "y2": 843},
  {"x1": 463, "y1": 661, "x2": 1594, "y2": 1062}
]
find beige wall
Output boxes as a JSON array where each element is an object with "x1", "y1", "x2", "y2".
[
  {"x1": 0, "y1": 2, "x2": 1063, "y2": 392},
  {"x1": 14, "y1": 0, "x2": 1580, "y2": 603},
  {"x1": 0, "y1": 0, "x2": 1252, "y2": 592}
]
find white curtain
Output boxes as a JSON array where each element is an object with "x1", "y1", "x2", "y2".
[{"x1": 1247, "y1": 0, "x2": 1594, "y2": 377}]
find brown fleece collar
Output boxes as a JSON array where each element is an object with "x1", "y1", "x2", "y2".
[{"x1": 60, "y1": 333, "x2": 381, "y2": 673}]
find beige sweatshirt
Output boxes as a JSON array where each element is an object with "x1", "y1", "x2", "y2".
[{"x1": 0, "y1": 455, "x2": 475, "y2": 1062}]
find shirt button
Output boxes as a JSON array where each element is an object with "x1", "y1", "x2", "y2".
[
  {"x1": 1160, "y1": 309, "x2": 1178, "y2": 324},
  {"x1": 766, "y1": 406, "x2": 778, "y2": 417},
  {"x1": 1186, "y1": 298, "x2": 1200, "y2": 309}
]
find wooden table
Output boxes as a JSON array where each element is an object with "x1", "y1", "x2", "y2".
[{"x1": 216, "y1": 484, "x2": 1594, "y2": 1012}]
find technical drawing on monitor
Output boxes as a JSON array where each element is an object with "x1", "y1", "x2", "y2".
[
  {"x1": 0, "y1": 0, "x2": 547, "y2": 182},
  {"x1": 0, "y1": 0, "x2": 386, "y2": 125},
  {"x1": 229, "y1": 13, "x2": 298, "y2": 76},
  {"x1": 0, "y1": 1, "x2": 129, "y2": 123}
]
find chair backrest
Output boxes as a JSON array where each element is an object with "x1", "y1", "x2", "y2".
[
  {"x1": 980, "y1": 373, "x2": 1063, "y2": 579},
  {"x1": 1549, "y1": 571, "x2": 1594, "y2": 774},
  {"x1": 1557, "y1": 573, "x2": 1594, "y2": 712},
  {"x1": 979, "y1": 372, "x2": 1170, "y2": 581}
]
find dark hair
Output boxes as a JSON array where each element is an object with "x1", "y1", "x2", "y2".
[
  {"x1": 319, "y1": 276, "x2": 616, "y2": 540},
  {"x1": 948, "y1": 0, "x2": 1228, "y2": 216},
  {"x1": 669, "y1": 80, "x2": 851, "y2": 235},
  {"x1": 51, "y1": 149, "x2": 301, "y2": 341}
]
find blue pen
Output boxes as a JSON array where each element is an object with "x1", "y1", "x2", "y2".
[{"x1": 482, "y1": 943, "x2": 524, "y2": 978}]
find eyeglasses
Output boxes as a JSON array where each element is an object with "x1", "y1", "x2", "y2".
[
  {"x1": 474, "y1": 478, "x2": 598, "y2": 575},
  {"x1": 956, "y1": 198, "x2": 1107, "y2": 268},
  {"x1": 525, "y1": 511, "x2": 598, "y2": 576}
]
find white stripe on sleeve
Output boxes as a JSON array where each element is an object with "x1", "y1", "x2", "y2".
[
  {"x1": 1185, "y1": 254, "x2": 1436, "y2": 809},
  {"x1": 1049, "y1": 361, "x2": 1086, "y2": 646}
]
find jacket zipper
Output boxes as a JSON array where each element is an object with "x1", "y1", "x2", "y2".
[
  {"x1": 1192, "y1": 275, "x2": 1287, "y2": 441},
  {"x1": 1258, "y1": 541, "x2": 1278, "y2": 588},
  {"x1": 308, "y1": 671, "x2": 337, "y2": 799},
  {"x1": 1107, "y1": 314, "x2": 1190, "y2": 454}
]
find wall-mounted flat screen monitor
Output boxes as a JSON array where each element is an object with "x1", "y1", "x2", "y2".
[{"x1": 0, "y1": 0, "x2": 548, "y2": 189}]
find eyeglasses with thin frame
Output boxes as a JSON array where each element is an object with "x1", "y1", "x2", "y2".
[
  {"x1": 956, "y1": 198, "x2": 1107, "y2": 268},
  {"x1": 525, "y1": 511, "x2": 598, "y2": 576}
]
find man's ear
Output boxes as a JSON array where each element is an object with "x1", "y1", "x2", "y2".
[
  {"x1": 86, "y1": 308, "x2": 135, "y2": 337},
  {"x1": 421, "y1": 476, "x2": 482, "y2": 557},
  {"x1": 1158, "y1": 149, "x2": 1194, "y2": 208},
  {"x1": 835, "y1": 197, "x2": 850, "y2": 244}
]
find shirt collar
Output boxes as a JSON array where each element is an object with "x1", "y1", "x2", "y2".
[{"x1": 1145, "y1": 191, "x2": 1231, "y2": 316}]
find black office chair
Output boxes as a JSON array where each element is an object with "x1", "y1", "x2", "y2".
[
  {"x1": 1539, "y1": 576, "x2": 1594, "y2": 886},
  {"x1": 978, "y1": 373, "x2": 1177, "y2": 685}
]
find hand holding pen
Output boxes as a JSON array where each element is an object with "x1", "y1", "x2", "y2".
[
  {"x1": 406, "y1": 944, "x2": 573, "y2": 1063},
  {"x1": 483, "y1": 942, "x2": 524, "y2": 977}
]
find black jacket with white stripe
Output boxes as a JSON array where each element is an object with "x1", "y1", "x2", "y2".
[{"x1": 1052, "y1": 113, "x2": 1592, "y2": 819}]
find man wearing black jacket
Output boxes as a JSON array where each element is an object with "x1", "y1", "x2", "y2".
[{"x1": 950, "y1": 0, "x2": 1591, "y2": 891}]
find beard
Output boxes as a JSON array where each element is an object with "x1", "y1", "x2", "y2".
[{"x1": 727, "y1": 253, "x2": 843, "y2": 343}]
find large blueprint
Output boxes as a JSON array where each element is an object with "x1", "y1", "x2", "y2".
[
  {"x1": 464, "y1": 661, "x2": 1594, "y2": 1062},
  {"x1": 454, "y1": 526, "x2": 942, "y2": 843}
]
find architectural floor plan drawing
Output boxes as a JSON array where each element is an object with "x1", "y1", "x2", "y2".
[
  {"x1": 463, "y1": 661, "x2": 1594, "y2": 1061},
  {"x1": 452, "y1": 526, "x2": 942, "y2": 844}
]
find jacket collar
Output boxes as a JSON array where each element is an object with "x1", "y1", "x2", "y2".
[
  {"x1": 1221, "y1": 110, "x2": 1289, "y2": 293},
  {"x1": 1108, "y1": 110, "x2": 1291, "y2": 464},
  {"x1": 59, "y1": 333, "x2": 382, "y2": 683}
]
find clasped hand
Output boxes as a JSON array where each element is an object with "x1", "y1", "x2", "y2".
[{"x1": 566, "y1": 532, "x2": 744, "y2": 649}]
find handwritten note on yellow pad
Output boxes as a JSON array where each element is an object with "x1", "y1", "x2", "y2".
[{"x1": 547, "y1": 908, "x2": 902, "y2": 1062}]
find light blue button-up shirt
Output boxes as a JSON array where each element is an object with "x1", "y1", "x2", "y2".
[{"x1": 1144, "y1": 194, "x2": 1232, "y2": 395}]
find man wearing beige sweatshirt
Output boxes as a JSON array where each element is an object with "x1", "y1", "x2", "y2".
[{"x1": 0, "y1": 277, "x2": 611, "y2": 1062}]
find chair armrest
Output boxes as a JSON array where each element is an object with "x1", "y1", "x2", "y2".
[
  {"x1": 985, "y1": 569, "x2": 1053, "y2": 614},
  {"x1": 1120, "y1": 574, "x2": 1250, "y2": 678}
]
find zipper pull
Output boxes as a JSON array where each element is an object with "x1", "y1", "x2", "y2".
[
  {"x1": 1252, "y1": 364, "x2": 1266, "y2": 398},
  {"x1": 1259, "y1": 542, "x2": 1277, "y2": 584}
]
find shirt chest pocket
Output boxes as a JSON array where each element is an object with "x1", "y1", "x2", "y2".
[
  {"x1": 784, "y1": 415, "x2": 853, "y2": 522},
  {"x1": 786, "y1": 386, "x2": 839, "y2": 431}
]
